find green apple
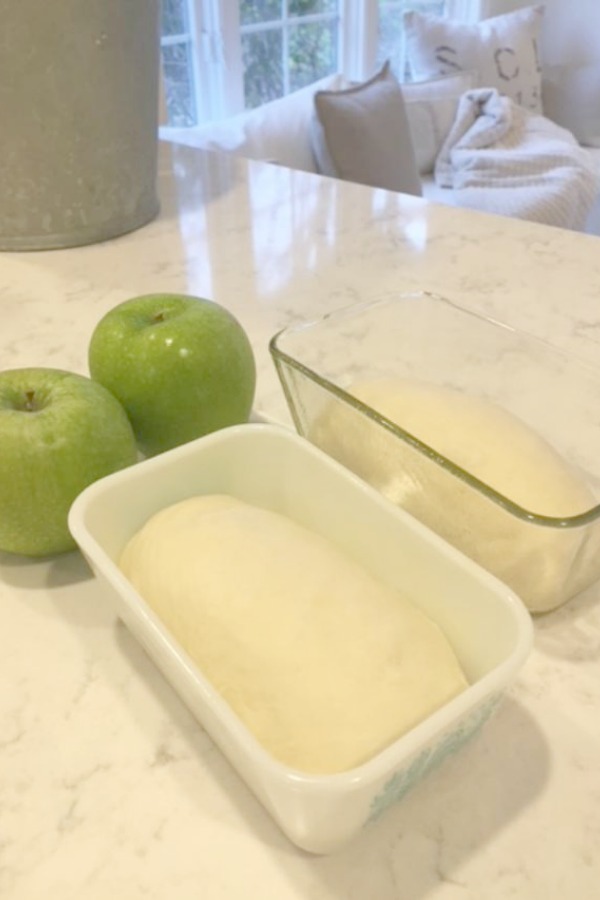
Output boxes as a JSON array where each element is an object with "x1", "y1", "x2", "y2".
[
  {"x1": 87, "y1": 293, "x2": 257, "y2": 456},
  {"x1": 0, "y1": 367, "x2": 138, "y2": 557}
]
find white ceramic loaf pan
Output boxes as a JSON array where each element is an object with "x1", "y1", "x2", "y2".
[{"x1": 68, "y1": 423, "x2": 533, "y2": 854}]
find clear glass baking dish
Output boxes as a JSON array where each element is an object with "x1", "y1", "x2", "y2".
[{"x1": 270, "y1": 291, "x2": 600, "y2": 613}]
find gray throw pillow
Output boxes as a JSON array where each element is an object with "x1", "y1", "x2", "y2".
[{"x1": 311, "y1": 61, "x2": 422, "y2": 196}]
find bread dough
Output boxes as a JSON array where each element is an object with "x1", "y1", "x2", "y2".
[
  {"x1": 310, "y1": 377, "x2": 600, "y2": 613},
  {"x1": 119, "y1": 493, "x2": 467, "y2": 775}
]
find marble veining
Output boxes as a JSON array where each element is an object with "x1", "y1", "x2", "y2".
[{"x1": 1, "y1": 142, "x2": 600, "y2": 898}]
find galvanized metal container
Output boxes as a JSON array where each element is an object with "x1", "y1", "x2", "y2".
[{"x1": 0, "y1": 0, "x2": 161, "y2": 250}]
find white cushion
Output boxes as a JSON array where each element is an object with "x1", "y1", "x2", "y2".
[
  {"x1": 310, "y1": 61, "x2": 422, "y2": 196},
  {"x1": 403, "y1": 5, "x2": 545, "y2": 113},
  {"x1": 402, "y1": 71, "x2": 477, "y2": 174},
  {"x1": 160, "y1": 73, "x2": 348, "y2": 173},
  {"x1": 543, "y1": 63, "x2": 600, "y2": 147}
]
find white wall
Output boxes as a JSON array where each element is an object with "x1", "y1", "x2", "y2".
[{"x1": 538, "y1": 0, "x2": 600, "y2": 66}]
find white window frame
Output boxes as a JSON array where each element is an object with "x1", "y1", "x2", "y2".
[{"x1": 340, "y1": 0, "x2": 378, "y2": 81}]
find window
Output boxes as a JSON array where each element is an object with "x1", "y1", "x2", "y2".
[{"x1": 160, "y1": 0, "x2": 447, "y2": 127}]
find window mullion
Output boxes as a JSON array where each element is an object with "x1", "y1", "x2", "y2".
[
  {"x1": 191, "y1": 0, "x2": 245, "y2": 120},
  {"x1": 219, "y1": 0, "x2": 245, "y2": 115},
  {"x1": 241, "y1": 12, "x2": 336, "y2": 35},
  {"x1": 340, "y1": 0, "x2": 379, "y2": 81},
  {"x1": 187, "y1": 1, "x2": 211, "y2": 121},
  {"x1": 282, "y1": 4, "x2": 290, "y2": 96}
]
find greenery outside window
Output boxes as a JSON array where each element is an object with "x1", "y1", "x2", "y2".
[{"x1": 240, "y1": 1, "x2": 340, "y2": 109}]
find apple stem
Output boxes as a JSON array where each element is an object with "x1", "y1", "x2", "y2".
[
  {"x1": 152, "y1": 312, "x2": 165, "y2": 323},
  {"x1": 24, "y1": 390, "x2": 37, "y2": 412}
]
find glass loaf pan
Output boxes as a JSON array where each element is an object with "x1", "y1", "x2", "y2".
[{"x1": 270, "y1": 292, "x2": 600, "y2": 613}]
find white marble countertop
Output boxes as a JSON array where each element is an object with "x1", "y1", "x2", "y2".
[{"x1": 2, "y1": 142, "x2": 600, "y2": 899}]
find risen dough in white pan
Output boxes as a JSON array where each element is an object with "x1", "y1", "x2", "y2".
[{"x1": 120, "y1": 493, "x2": 467, "y2": 775}]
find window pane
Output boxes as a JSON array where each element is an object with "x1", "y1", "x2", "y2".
[
  {"x1": 376, "y1": 6, "x2": 405, "y2": 74},
  {"x1": 377, "y1": 1, "x2": 445, "y2": 79},
  {"x1": 162, "y1": 42, "x2": 197, "y2": 126},
  {"x1": 161, "y1": 0, "x2": 189, "y2": 36},
  {"x1": 240, "y1": 1, "x2": 282, "y2": 26},
  {"x1": 242, "y1": 29, "x2": 284, "y2": 107},
  {"x1": 289, "y1": 21, "x2": 338, "y2": 92},
  {"x1": 289, "y1": 0, "x2": 338, "y2": 14}
]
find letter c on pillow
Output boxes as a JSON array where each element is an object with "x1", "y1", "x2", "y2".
[{"x1": 495, "y1": 47, "x2": 520, "y2": 82}]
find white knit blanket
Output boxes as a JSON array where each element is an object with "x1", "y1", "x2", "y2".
[{"x1": 434, "y1": 88, "x2": 598, "y2": 231}]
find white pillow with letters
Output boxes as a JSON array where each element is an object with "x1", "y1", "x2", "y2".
[
  {"x1": 402, "y1": 71, "x2": 477, "y2": 173},
  {"x1": 403, "y1": 5, "x2": 544, "y2": 112}
]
